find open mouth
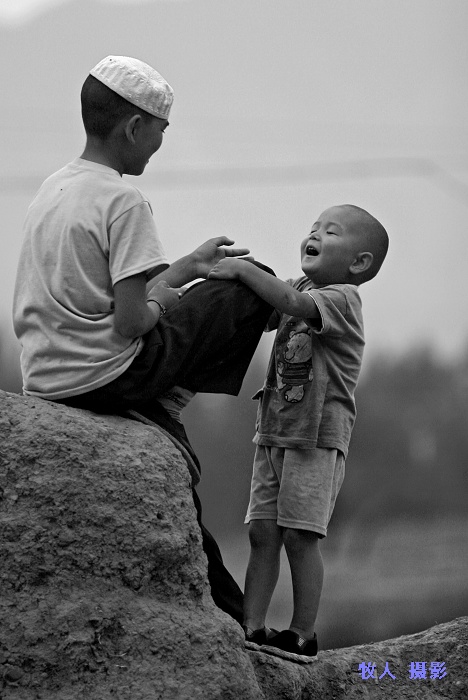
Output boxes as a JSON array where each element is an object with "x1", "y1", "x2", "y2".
[{"x1": 305, "y1": 244, "x2": 319, "y2": 256}]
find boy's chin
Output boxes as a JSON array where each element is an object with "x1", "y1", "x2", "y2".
[
  {"x1": 301, "y1": 265, "x2": 318, "y2": 281},
  {"x1": 125, "y1": 160, "x2": 149, "y2": 177},
  {"x1": 301, "y1": 267, "x2": 331, "y2": 287}
]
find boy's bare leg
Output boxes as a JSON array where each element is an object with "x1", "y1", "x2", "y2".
[
  {"x1": 243, "y1": 519, "x2": 284, "y2": 631},
  {"x1": 283, "y1": 528, "x2": 323, "y2": 639}
]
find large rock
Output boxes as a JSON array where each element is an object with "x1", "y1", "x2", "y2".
[
  {"x1": 0, "y1": 390, "x2": 466, "y2": 699},
  {"x1": 0, "y1": 390, "x2": 261, "y2": 699}
]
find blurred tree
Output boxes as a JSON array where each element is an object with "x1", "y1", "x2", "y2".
[{"x1": 335, "y1": 346, "x2": 468, "y2": 528}]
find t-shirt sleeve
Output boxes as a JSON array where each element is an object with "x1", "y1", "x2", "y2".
[
  {"x1": 108, "y1": 201, "x2": 168, "y2": 285},
  {"x1": 305, "y1": 285, "x2": 362, "y2": 337}
]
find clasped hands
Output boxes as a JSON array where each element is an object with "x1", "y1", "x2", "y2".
[
  {"x1": 193, "y1": 236, "x2": 253, "y2": 278},
  {"x1": 207, "y1": 256, "x2": 249, "y2": 280},
  {"x1": 149, "y1": 236, "x2": 253, "y2": 311},
  {"x1": 196, "y1": 235, "x2": 253, "y2": 281}
]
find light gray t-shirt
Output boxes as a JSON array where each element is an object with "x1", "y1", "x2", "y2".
[
  {"x1": 254, "y1": 277, "x2": 365, "y2": 457},
  {"x1": 13, "y1": 158, "x2": 168, "y2": 399}
]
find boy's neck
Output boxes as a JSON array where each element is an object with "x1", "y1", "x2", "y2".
[
  {"x1": 80, "y1": 139, "x2": 124, "y2": 176},
  {"x1": 304, "y1": 276, "x2": 353, "y2": 289},
  {"x1": 304, "y1": 276, "x2": 324, "y2": 289}
]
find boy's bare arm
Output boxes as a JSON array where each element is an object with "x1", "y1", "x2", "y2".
[
  {"x1": 116, "y1": 238, "x2": 251, "y2": 338},
  {"x1": 208, "y1": 258, "x2": 320, "y2": 320},
  {"x1": 147, "y1": 236, "x2": 251, "y2": 292},
  {"x1": 114, "y1": 273, "x2": 180, "y2": 338}
]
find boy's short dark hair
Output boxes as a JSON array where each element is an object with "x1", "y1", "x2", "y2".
[
  {"x1": 342, "y1": 204, "x2": 389, "y2": 284},
  {"x1": 81, "y1": 74, "x2": 153, "y2": 139}
]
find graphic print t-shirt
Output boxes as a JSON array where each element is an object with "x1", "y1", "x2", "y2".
[{"x1": 254, "y1": 277, "x2": 365, "y2": 457}]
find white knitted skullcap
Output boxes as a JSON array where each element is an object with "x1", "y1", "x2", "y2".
[{"x1": 90, "y1": 55, "x2": 174, "y2": 120}]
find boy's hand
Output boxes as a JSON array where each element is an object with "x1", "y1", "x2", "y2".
[
  {"x1": 147, "y1": 280, "x2": 183, "y2": 310},
  {"x1": 192, "y1": 236, "x2": 251, "y2": 278},
  {"x1": 208, "y1": 257, "x2": 249, "y2": 280}
]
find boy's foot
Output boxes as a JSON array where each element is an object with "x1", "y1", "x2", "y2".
[
  {"x1": 243, "y1": 626, "x2": 277, "y2": 650},
  {"x1": 260, "y1": 630, "x2": 318, "y2": 664}
]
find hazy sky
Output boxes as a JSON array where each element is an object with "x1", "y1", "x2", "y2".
[{"x1": 1, "y1": 0, "x2": 468, "y2": 370}]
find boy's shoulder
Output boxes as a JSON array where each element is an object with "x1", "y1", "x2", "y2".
[
  {"x1": 38, "y1": 158, "x2": 148, "y2": 205},
  {"x1": 290, "y1": 276, "x2": 360, "y2": 299}
]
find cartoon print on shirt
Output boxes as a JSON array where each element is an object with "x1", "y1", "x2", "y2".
[{"x1": 277, "y1": 328, "x2": 314, "y2": 402}]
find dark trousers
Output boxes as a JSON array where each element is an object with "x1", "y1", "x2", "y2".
[
  {"x1": 56, "y1": 272, "x2": 274, "y2": 626},
  {"x1": 192, "y1": 489, "x2": 244, "y2": 624}
]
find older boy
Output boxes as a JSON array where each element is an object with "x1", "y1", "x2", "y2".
[
  {"x1": 13, "y1": 55, "x2": 274, "y2": 625},
  {"x1": 209, "y1": 204, "x2": 388, "y2": 660}
]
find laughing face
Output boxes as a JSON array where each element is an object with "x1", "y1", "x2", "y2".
[{"x1": 300, "y1": 205, "x2": 367, "y2": 286}]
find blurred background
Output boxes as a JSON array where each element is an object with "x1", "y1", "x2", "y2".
[{"x1": 0, "y1": 0, "x2": 467, "y2": 650}]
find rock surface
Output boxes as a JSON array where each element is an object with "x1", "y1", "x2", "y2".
[
  {"x1": 0, "y1": 390, "x2": 466, "y2": 699},
  {"x1": 249, "y1": 617, "x2": 467, "y2": 699}
]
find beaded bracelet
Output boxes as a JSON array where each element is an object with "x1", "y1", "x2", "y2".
[{"x1": 147, "y1": 298, "x2": 167, "y2": 316}]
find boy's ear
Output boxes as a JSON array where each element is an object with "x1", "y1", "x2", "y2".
[
  {"x1": 349, "y1": 251, "x2": 373, "y2": 276},
  {"x1": 123, "y1": 114, "x2": 142, "y2": 144}
]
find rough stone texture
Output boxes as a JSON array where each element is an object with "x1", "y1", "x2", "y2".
[
  {"x1": 249, "y1": 617, "x2": 467, "y2": 699},
  {"x1": 1, "y1": 389, "x2": 467, "y2": 700},
  {"x1": 0, "y1": 390, "x2": 262, "y2": 700}
]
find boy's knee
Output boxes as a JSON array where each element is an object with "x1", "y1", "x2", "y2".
[
  {"x1": 283, "y1": 527, "x2": 320, "y2": 552},
  {"x1": 248, "y1": 519, "x2": 282, "y2": 550}
]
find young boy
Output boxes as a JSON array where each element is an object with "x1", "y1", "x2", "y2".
[
  {"x1": 208, "y1": 204, "x2": 389, "y2": 660},
  {"x1": 12, "y1": 55, "x2": 274, "y2": 625}
]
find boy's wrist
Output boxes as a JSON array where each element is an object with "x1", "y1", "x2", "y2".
[
  {"x1": 174, "y1": 252, "x2": 199, "y2": 281},
  {"x1": 190, "y1": 253, "x2": 205, "y2": 279},
  {"x1": 236, "y1": 259, "x2": 255, "y2": 282},
  {"x1": 147, "y1": 298, "x2": 167, "y2": 316},
  {"x1": 146, "y1": 300, "x2": 163, "y2": 325}
]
